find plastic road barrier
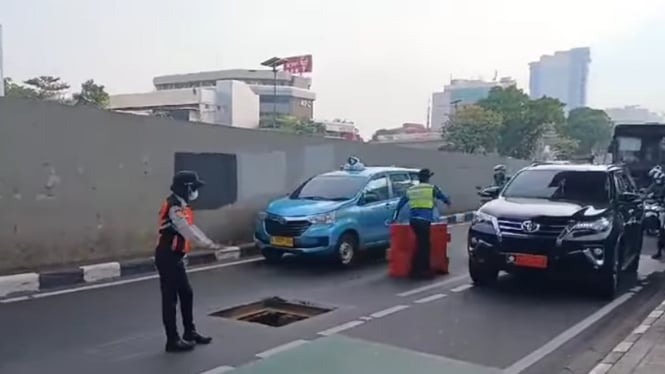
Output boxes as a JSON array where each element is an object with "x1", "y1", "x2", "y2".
[{"x1": 388, "y1": 222, "x2": 451, "y2": 278}]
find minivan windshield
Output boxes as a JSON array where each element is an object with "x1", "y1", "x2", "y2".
[
  {"x1": 291, "y1": 175, "x2": 369, "y2": 201},
  {"x1": 502, "y1": 170, "x2": 610, "y2": 203}
]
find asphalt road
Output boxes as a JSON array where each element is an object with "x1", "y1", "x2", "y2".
[{"x1": 2, "y1": 224, "x2": 665, "y2": 374}]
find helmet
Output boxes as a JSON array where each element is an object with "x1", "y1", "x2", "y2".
[
  {"x1": 493, "y1": 164, "x2": 507, "y2": 172},
  {"x1": 649, "y1": 165, "x2": 663, "y2": 179},
  {"x1": 418, "y1": 168, "x2": 434, "y2": 180},
  {"x1": 171, "y1": 170, "x2": 205, "y2": 200}
]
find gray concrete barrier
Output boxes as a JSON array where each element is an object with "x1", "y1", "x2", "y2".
[{"x1": 0, "y1": 98, "x2": 529, "y2": 273}]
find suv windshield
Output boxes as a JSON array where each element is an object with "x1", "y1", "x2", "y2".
[
  {"x1": 291, "y1": 175, "x2": 368, "y2": 201},
  {"x1": 502, "y1": 170, "x2": 610, "y2": 203}
]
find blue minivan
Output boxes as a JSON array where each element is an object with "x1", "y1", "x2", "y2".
[{"x1": 254, "y1": 161, "x2": 428, "y2": 266}]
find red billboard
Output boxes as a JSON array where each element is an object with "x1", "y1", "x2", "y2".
[{"x1": 282, "y1": 55, "x2": 313, "y2": 74}]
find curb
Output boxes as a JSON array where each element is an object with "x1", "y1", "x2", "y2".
[
  {"x1": 0, "y1": 243, "x2": 259, "y2": 298},
  {"x1": 588, "y1": 298, "x2": 665, "y2": 374},
  {"x1": 0, "y1": 211, "x2": 476, "y2": 299}
]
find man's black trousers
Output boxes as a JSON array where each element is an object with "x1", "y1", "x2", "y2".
[
  {"x1": 155, "y1": 247, "x2": 195, "y2": 343},
  {"x1": 410, "y1": 218, "x2": 431, "y2": 275}
]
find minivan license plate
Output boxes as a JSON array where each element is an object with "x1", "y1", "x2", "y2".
[{"x1": 270, "y1": 236, "x2": 294, "y2": 247}]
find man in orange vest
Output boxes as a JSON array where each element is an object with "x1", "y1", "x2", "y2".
[{"x1": 156, "y1": 170, "x2": 218, "y2": 353}]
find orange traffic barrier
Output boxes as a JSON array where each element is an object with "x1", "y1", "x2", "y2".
[{"x1": 388, "y1": 222, "x2": 451, "y2": 278}]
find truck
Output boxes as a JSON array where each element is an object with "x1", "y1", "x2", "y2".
[{"x1": 607, "y1": 123, "x2": 665, "y2": 187}]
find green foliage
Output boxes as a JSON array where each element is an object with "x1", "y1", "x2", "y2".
[
  {"x1": 3, "y1": 77, "x2": 39, "y2": 99},
  {"x1": 73, "y1": 79, "x2": 110, "y2": 108},
  {"x1": 442, "y1": 105, "x2": 502, "y2": 153},
  {"x1": 23, "y1": 76, "x2": 70, "y2": 100},
  {"x1": 551, "y1": 136, "x2": 580, "y2": 160},
  {"x1": 260, "y1": 115, "x2": 326, "y2": 135},
  {"x1": 557, "y1": 107, "x2": 613, "y2": 155},
  {"x1": 479, "y1": 86, "x2": 566, "y2": 159}
]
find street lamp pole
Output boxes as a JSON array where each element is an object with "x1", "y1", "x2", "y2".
[{"x1": 261, "y1": 57, "x2": 286, "y2": 128}]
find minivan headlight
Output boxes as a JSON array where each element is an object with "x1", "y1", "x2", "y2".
[
  {"x1": 571, "y1": 217, "x2": 611, "y2": 233},
  {"x1": 308, "y1": 212, "x2": 336, "y2": 225}
]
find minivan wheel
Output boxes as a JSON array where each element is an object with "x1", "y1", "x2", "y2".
[
  {"x1": 335, "y1": 233, "x2": 358, "y2": 268},
  {"x1": 469, "y1": 258, "x2": 499, "y2": 286},
  {"x1": 262, "y1": 249, "x2": 284, "y2": 264},
  {"x1": 597, "y1": 242, "x2": 620, "y2": 300}
]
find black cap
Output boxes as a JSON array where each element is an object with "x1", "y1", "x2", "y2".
[
  {"x1": 171, "y1": 170, "x2": 205, "y2": 194},
  {"x1": 418, "y1": 168, "x2": 434, "y2": 178}
]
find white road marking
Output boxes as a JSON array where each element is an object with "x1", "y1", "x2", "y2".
[
  {"x1": 613, "y1": 341, "x2": 634, "y2": 353},
  {"x1": 629, "y1": 286, "x2": 643, "y2": 292},
  {"x1": 370, "y1": 305, "x2": 410, "y2": 319},
  {"x1": 81, "y1": 262, "x2": 121, "y2": 283},
  {"x1": 255, "y1": 339, "x2": 309, "y2": 359},
  {"x1": 588, "y1": 363, "x2": 612, "y2": 374},
  {"x1": 633, "y1": 324, "x2": 650, "y2": 334},
  {"x1": 318, "y1": 320, "x2": 365, "y2": 336},
  {"x1": 0, "y1": 258, "x2": 264, "y2": 304},
  {"x1": 396, "y1": 274, "x2": 469, "y2": 297},
  {"x1": 503, "y1": 292, "x2": 633, "y2": 374},
  {"x1": 199, "y1": 365, "x2": 235, "y2": 374},
  {"x1": 359, "y1": 316, "x2": 373, "y2": 321},
  {"x1": 450, "y1": 284, "x2": 473, "y2": 293},
  {"x1": 414, "y1": 293, "x2": 447, "y2": 304},
  {"x1": 648, "y1": 310, "x2": 664, "y2": 319}
]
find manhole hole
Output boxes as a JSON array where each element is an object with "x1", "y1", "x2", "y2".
[{"x1": 210, "y1": 297, "x2": 334, "y2": 327}]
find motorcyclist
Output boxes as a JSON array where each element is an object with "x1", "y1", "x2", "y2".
[
  {"x1": 493, "y1": 164, "x2": 509, "y2": 188},
  {"x1": 645, "y1": 167, "x2": 665, "y2": 259}
]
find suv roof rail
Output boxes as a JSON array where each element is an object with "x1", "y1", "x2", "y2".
[{"x1": 530, "y1": 160, "x2": 570, "y2": 166}]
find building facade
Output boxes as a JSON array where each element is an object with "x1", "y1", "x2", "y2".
[
  {"x1": 430, "y1": 77, "x2": 516, "y2": 132},
  {"x1": 605, "y1": 105, "x2": 664, "y2": 125},
  {"x1": 153, "y1": 69, "x2": 316, "y2": 120},
  {"x1": 529, "y1": 47, "x2": 590, "y2": 112}
]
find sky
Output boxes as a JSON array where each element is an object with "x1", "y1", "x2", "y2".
[{"x1": 2, "y1": 0, "x2": 665, "y2": 138}]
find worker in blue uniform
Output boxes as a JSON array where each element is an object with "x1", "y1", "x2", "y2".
[{"x1": 391, "y1": 169, "x2": 451, "y2": 279}]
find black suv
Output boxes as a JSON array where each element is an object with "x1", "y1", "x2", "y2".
[{"x1": 468, "y1": 163, "x2": 644, "y2": 299}]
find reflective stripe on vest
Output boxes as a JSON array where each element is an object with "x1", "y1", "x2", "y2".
[
  {"x1": 406, "y1": 183, "x2": 434, "y2": 209},
  {"x1": 158, "y1": 200, "x2": 194, "y2": 253}
]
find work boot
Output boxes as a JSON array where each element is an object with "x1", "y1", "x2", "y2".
[
  {"x1": 183, "y1": 331, "x2": 212, "y2": 345},
  {"x1": 165, "y1": 339, "x2": 195, "y2": 353}
]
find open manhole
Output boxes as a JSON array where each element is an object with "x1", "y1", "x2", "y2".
[{"x1": 210, "y1": 297, "x2": 334, "y2": 327}]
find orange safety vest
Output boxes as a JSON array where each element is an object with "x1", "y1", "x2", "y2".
[{"x1": 157, "y1": 196, "x2": 194, "y2": 254}]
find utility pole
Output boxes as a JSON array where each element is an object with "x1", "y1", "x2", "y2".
[{"x1": 261, "y1": 57, "x2": 286, "y2": 128}]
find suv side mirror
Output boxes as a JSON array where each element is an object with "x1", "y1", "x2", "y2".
[
  {"x1": 619, "y1": 192, "x2": 641, "y2": 203},
  {"x1": 479, "y1": 186, "x2": 501, "y2": 199},
  {"x1": 359, "y1": 191, "x2": 381, "y2": 205}
]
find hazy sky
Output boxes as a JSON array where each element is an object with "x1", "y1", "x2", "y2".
[{"x1": 2, "y1": 0, "x2": 665, "y2": 137}]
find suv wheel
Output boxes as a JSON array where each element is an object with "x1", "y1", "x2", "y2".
[
  {"x1": 597, "y1": 241, "x2": 621, "y2": 300},
  {"x1": 469, "y1": 258, "x2": 499, "y2": 286},
  {"x1": 335, "y1": 233, "x2": 358, "y2": 268},
  {"x1": 262, "y1": 249, "x2": 284, "y2": 264}
]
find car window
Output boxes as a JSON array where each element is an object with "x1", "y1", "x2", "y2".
[
  {"x1": 291, "y1": 175, "x2": 368, "y2": 201},
  {"x1": 409, "y1": 172, "x2": 420, "y2": 185},
  {"x1": 614, "y1": 173, "x2": 629, "y2": 194},
  {"x1": 389, "y1": 173, "x2": 414, "y2": 197},
  {"x1": 619, "y1": 173, "x2": 637, "y2": 193},
  {"x1": 502, "y1": 169, "x2": 610, "y2": 203},
  {"x1": 364, "y1": 176, "x2": 390, "y2": 202}
]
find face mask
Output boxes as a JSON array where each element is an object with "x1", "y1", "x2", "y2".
[{"x1": 188, "y1": 189, "x2": 199, "y2": 201}]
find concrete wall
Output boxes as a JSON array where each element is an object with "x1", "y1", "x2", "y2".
[{"x1": 0, "y1": 98, "x2": 529, "y2": 274}]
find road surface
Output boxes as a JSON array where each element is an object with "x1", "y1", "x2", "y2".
[{"x1": 2, "y1": 224, "x2": 665, "y2": 374}]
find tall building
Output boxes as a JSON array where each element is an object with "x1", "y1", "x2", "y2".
[
  {"x1": 153, "y1": 69, "x2": 316, "y2": 120},
  {"x1": 529, "y1": 47, "x2": 591, "y2": 112},
  {"x1": 430, "y1": 77, "x2": 516, "y2": 132}
]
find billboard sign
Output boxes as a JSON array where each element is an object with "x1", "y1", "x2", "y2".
[{"x1": 282, "y1": 55, "x2": 312, "y2": 74}]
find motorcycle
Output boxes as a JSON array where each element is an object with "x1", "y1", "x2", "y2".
[
  {"x1": 476, "y1": 185, "x2": 501, "y2": 205},
  {"x1": 643, "y1": 193, "x2": 665, "y2": 237}
]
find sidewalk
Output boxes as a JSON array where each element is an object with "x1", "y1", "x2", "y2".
[{"x1": 590, "y1": 298, "x2": 665, "y2": 373}]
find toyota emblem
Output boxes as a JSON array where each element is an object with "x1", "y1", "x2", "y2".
[{"x1": 521, "y1": 220, "x2": 540, "y2": 233}]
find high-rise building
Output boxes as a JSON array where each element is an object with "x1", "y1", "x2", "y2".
[
  {"x1": 430, "y1": 77, "x2": 516, "y2": 132},
  {"x1": 529, "y1": 47, "x2": 591, "y2": 112}
]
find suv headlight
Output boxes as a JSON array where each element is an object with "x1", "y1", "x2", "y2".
[
  {"x1": 308, "y1": 212, "x2": 336, "y2": 225},
  {"x1": 473, "y1": 211, "x2": 497, "y2": 225},
  {"x1": 571, "y1": 217, "x2": 611, "y2": 233}
]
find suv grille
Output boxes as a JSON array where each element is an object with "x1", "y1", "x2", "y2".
[
  {"x1": 264, "y1": 217, "x2": 311, "y2": 237},
  {"x1": 498, "y1": 217, "x2": 569, "y2": 238}
]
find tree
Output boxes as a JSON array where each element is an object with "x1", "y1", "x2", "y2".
[
  {"x1": 479, "y1": 86, "x2": 565, "y2": 159},
  {"x1": 442, "y1": 105, "x2": 502, "y2": 153},
  {"x1": 23, "y1": 75, "x2": 70, "y2": 100},
  {"x1": 259, "y1": 115, "x2": 326, "y2": 135},
  {"x1": 551, "y1": 137, "x2": 580, "y2": 160},
  {"x1": 557, "y1": 107, "x2": 613, "y2": 155},
  {"x1": 73, "y1": 79, "x2": 110, "y2": 108},
  {"x1": 3, "y1": 77, "x2": 39, "y2": 99}
]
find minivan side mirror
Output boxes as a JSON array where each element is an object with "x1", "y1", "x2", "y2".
[
  {"x1": 359, "y1": 191, "x2": 381, "y2": 205},
  {"x1": 619, "y1": 192, "x2": 641, "y2": 203}
]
